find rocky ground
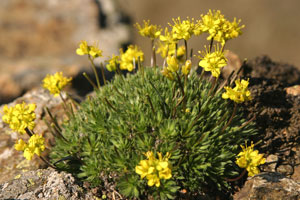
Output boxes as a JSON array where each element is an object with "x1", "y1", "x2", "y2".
[{"x1": 1, "y1": 1, "x2": 300, "y2": 199}]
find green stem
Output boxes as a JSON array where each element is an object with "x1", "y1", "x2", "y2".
[
  {"x1": 221, "y1": 103, "x2": 237, "y2": 132},
  {"x1": 83, "y1": 72, "x2": 97, "y2": 89},
  {"x1": 88, "y1": 55, "x2": 101, "y2": 89},
  {"x1": 100, "y1": 63, "x2": 107, "y2": 85},
  {"x1": 39, "y1": 156, "x2": 57, "y2": 170},
  {"x1": 184, "y1": 39, "x2": 188, "y2": 61},
  {"x1": 209, "y1": 37, "x2": 214, "y2": 52}
]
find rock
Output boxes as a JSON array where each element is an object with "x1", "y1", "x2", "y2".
[
  {"x1": 286, "y1": 85, "x2": 300, "y2": 96},
  {"x1": 0, "y1": 87, "x2": 68, "y2": 183},
  {"x1": 222, "y1": 51, "x2": 243, "y2": 79},
  {"x1": 0, "y1": 0, "x2": 131, "y2": 104},
  {"x1": 0, "y1": 168, "x2": 94, "y2": 200},
  {"x1": 262, "y1": 154, "x2": 278, "y2": 172},
  {"x1": 234, "y1": 172, "x2": 300, "y2": 200}
]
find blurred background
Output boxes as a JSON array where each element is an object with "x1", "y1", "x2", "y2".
[{"x1": 0, "y1": 0, "x2": 299, "y2": 104}]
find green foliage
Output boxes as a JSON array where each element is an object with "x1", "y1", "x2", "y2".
[{"x1": 50, "y1": 68, "x2": 257, "y2": 198}]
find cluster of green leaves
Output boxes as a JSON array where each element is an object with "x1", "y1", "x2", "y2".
[{"x1": 50, "y1": 68, "x2": 257, "y2": 199}]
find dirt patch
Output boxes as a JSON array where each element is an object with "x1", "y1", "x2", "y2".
[{"x1": 242, "y1": 55, "x2": 300, "y2": 176}]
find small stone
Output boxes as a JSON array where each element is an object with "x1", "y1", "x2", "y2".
[
  {"x1": 277, "y1": 164, "x2": 294, "y2": 176},
  {"x1": 286, "y1": 85, "x2": 300, "y2": 96},
  {"x1": 264, "y1": 154, "x2": 278, "y2": 172}
]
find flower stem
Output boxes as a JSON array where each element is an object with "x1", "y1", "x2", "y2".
[
  {"x1": 83, "y1": 72, "x2": 98, "y2": 89},
  {"x1": 221, "y1": 103, "x2": 237, "y2": 132},
  {"x1": 39, "y1": 156, "x2": 57, "y2": 169},
  {"x1": 100, "y1": 63, "x2": 107, "y2": 85},
  {"x1": 184, "y1": 39, "x2": 188, "y2": 61},
  {"x1": 88, "y1": 55, "x2": 101, "y2": 89},
  {"x1": 225, "y1": 169, "x2": 247, "y2": 182}
]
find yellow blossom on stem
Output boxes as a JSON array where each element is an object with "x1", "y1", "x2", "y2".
[
  {"x1": 159, "y1": 28, "x2": 175, "y2": 44},
  {"x1": 214, "y1": 18, "x2": 245, "y2": 46},
  {"x1": 166, "y1": 55, "x2": 179, "y2": 73},
  {"x1": 135, "y1": 151, "x2": 172, "y2": 187},
  {"x1": 76, "y1": 40, "x2": 103, "y2": 59},
  {"x1": 135, "y1": 20, "x2": 162, "y2": 40},
  {"x1": 156, "y1": 42, "x2": 185, "y2": 61},
  {"x1": 182, "y1": 60, "x2": 192, "y2": 75},
  {"x1": 15, "y1": 139, "x2": 27, "y2": 151},
  {"x1": 120, "y1": 45, "x2": 144, "y2": 72},
  {"x1": 199, "y1": 9, "x2": 226, "y2": 40},
  {"x1": 76, "y1": 41, "x2": 89, "y2": 55},
  {"x1": 2, "y1": 102, "x2": 36, "y2": 134},
  {"x1": 105, "y1": 54, "x2": 120, "y2": 72},
  {"x1": 222, "y1": 79, "x2": 252, "y2": 103},
  {"x1": 161, "y1": 67, "x2": 175, "y2": 80},
  {"x1": 15, "y1": 134, "x2": 46, "y2": 160},
  {"x1": 236, "y1": 141, "x2": 265, "y2": 176},
  {"x1": 42, "y1": 72, "x2": 72, "y2": 97},
  {"x1": 198, "y1": 45, "x2": 227, "y2": 78},
  {"x1": 169, "y1": 17, "x2": 195, "y2": 41},
  {"x1": 199, "y1": 10, "x2": 244, "y2": 45}
]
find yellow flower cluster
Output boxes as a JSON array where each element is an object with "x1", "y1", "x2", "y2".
[
  {"x1": 156, "y1": 42, "x2": 185, "y2": 60},
  {"x1": 169, "y1": 17, "x2": 198, "y2": 41},
  {"x1": 2, "y1": 102, "x2": 36, "y2": 134},
  {"x1": 76, "y1": 41, "x2": 103, "y2": 59},
  {"x1": 199, "y1": 9, "x2": 244, "y2": 45},
  {"x1": 198, "y1": 45, "x2": 227, "y2": 78},
  {"x1": 120, "y1": 45, "x2": 144, "y2": 72},
  {"x1": 15, "y1": 134, "x2": 45, "y2": 160},
  {"x1": 105, "y1": 54, "x2": 120, "y2": 72},
  {"x1": 135, "y1": 151, "x2": 172, "y2": 187},
  {"x1": 135, "y1": 20, "x2": 162, "y2": 40},
  {"x1": 236, "y1": 141, "x2": 265, "y2": 176},
  {"x1": 222, "y1": 79, "x2": 253, "y2": 103},
  {"x1": 42, "y1": 72, "x2": 72, "y2": 97}
]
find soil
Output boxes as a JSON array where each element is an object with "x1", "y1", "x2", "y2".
[
  {"x1": 242, "y1": 56, "x2": 300, "y2": 166},
  {"x1": 224, "y1": 55, "x2": 300, "y2": 198}
]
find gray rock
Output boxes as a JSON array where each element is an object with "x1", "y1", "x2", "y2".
[
  {"x1": 0, "y1": 168, "x2": 95, "y2": 200},
  {"x1": 234, "y1": 172, "x2": 300, "y2": 200}
]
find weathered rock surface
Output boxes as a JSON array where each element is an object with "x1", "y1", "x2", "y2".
[
  {"x1": 234, "y1": 172, "x2": 300, "y2": 200},
  {"x1": 0, "y1": 168, "x2": 95, "y2": 200},
  {"x1": 0, "y1": 0, "x2": 131, "y2": 104}
]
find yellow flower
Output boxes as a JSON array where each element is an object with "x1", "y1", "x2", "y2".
[
  {"x1": 169, "y1": 17, "x2": 195, "y2": 41},
  {"x1": 198, "y1": 45, "x2": 227, "y2": 77},
  {"x1": 2, "y1": 102, "x2": 36, "y2": 134},
  {"x1": 166, "y1": 55, "x2": 179, "y2": 73},
  {"x1": 105, "y1": 54, "x2": 119, "y2": 72},
  {"x1": 160, "y1": 28, "x2": 175, "y2": 44},
  {"x1": 182, "y1": 60, "x2": 192, "y2": 75},
  {"x1": 14, "y1": 134, "x2": 45, "y2": 160},
  {"x1": 89, "y1": 45, "x2": 103, "y2": 58},
  {"x1": 199, "y1": 10, "x2": 226, "y2": 40},
  {"x1": 76, "y1": 41, "x2": 89, "y2": 55},
  {"x1": 76, "y1": 40, "x2": 103, "y2": 58},
  {"x1": 156, "y1": 42, "x2": 185, "y2": 61},
  {"x1": 135, "y1": 151, "x2": 172, "y2": 187},
  {"x1": 42, "y1": 72, "x2": 72, "y2": 97},
  {"x1": 161, "y1": 67, "x2": 175, "y2": 80},
  {"x1": 222, "y1": 79, "x2": 253, "y2": 103},
  {"x1": 15, "y1": 139, "x2": 27, "y2": 151},
  {"x1": 214, "y1": 18, "x2": 245, "y2": 46},
  {"x1": 135, "y1": 20, "x2": 162, "y2": 40},
  {"x1": 120, "y1": 45, "x2": 144, "y2": 72},
  {"x1": 199, "y1": 10, "x2": 244, "y2": 45},
  {"x1": 236, "y1": 141, "x2": 265, "y2": 176}
]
